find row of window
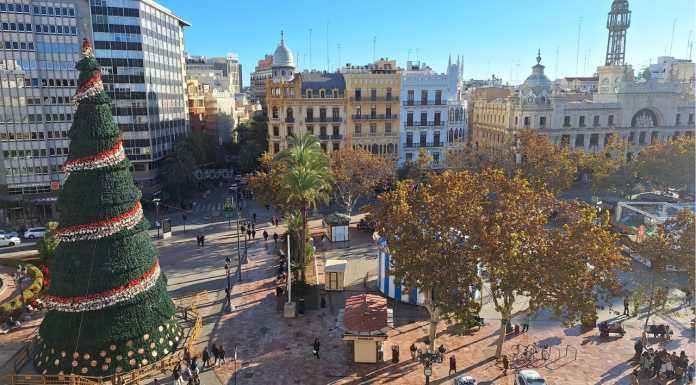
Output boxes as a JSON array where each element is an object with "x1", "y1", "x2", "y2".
[
  {"x1": 94, "y1": 49, "x2": 143, "y2": 59},
  {"x1": 1, "y1": 77, "x2": 77, "y2": 89},
  {"x1": 1, "y1": 96, "x2": 72, "y2": 107},
  {"x1": 94, "y1": 32, "x2": 142, "y2": 43},
  {"x1": 0, "y1": 4, "x2": 75, "y2": 16},
  {"x1": 5, "y1": 164, "x2": 63, "y2": 178},
  {"x1": 1, "y1": 130, "x2": 68, "y2": 141},
  {"x1": 7, "y1": 185, "x2": 53, "y2": 195},
  {"x1": 37, "y1": 43, "x2": 80, "y2": 54},
  {"x1": 355, "y1": 123, "x2": 394, "y2": 134},
  {"x1": 0, "y1": 23, "x2": 33, "y2": 32},
  {"x1": 35, "y1": 25, "x2": 79, "y2": 36},
  {"x1": 0, "y1": 113, "x2": 73, "y2": 124},
  {"x1": 0, "y1": 60, "x2": 76, "y2": 72},
  {"x1": 91, "y1": 15, "x2": 141, "y2": 26},
  {"x1": 2, "y1": 41, "x2": 35, "y2": 51}
]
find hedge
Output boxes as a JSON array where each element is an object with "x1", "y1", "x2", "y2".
[{"x1": 0, "y1": 259, "x2": 45, "y2": 316}]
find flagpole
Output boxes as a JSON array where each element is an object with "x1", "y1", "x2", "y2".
[{"x1": 287, "y1": 234, "x2": 291, "y2": 304}]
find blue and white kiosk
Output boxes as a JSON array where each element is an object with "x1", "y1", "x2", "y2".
[{"x1": 374, "y1": 233, "x2": 481, "y2": 305}]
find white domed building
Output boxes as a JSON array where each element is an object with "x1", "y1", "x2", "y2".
[{"x1": 271, "y1": 31, "x2": 296, "y2": 83}]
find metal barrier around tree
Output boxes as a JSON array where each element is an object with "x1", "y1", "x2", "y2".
[{"x1": 0, "y1": 290, "x2": 208, "y2": 385}]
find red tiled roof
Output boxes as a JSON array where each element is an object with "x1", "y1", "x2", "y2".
[{"x1": 342, "y1": 294, "x2": 387, "y2": 332}]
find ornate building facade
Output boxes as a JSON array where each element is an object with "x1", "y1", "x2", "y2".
[
  {"x1": 471, "y1": 52, "x2": 695, "y2": 155},
  {"x1": 399, "y1": 57, "x2": 466, "y2": 167},
  {"x1": 343, "y1": 59, "x2": 401, "y2": 159},
  {"x1": 265, "y1": 33, "x2": 348, "y2": 154}
]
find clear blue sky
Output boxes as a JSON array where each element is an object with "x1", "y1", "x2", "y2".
[{"x1": 161, "y1": 0, "x2": 695, "y2": 85}]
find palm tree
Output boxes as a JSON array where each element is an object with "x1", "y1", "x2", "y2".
[
  {"x1": 199, "y1": 130, "x2": 223, "y2": 165},
  {"x1": 238, "y1": 140, "x2": 264, "y2": 171},
  {"x1": 162, "y1": 146, "x2": 196, "y2": 202},
  {"x1": 176, "y1": 133, "x2": 206, "y2": 165},
  {"x1": 274, "y1": 133, "x2": 333, "y2": 279}
]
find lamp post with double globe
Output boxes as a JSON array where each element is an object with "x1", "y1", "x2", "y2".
[{"x1": 409, "y1": 337, "x2": 446, "y2": 385}]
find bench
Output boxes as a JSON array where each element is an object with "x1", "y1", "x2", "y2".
[{"x1": 598, "y1": 321, "x2": 626, "y2": 337}]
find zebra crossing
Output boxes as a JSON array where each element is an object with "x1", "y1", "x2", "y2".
[{"x1": 189, "y1": 203, "x2": 225, "y2": 213}]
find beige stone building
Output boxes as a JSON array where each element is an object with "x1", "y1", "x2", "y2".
[
  {"x1": 342, "y1": 59, "x2": 401, "y2": 159},
  {"x1": 265, "y1": 34, "x2": 348, "y2": 154}
]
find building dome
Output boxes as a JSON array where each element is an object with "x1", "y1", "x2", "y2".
[
  {"x1": 272, "y1": 31, "x2": 294, "y2": 68},
  {"x1": 521, "y1": 51, "x2": 552, "y2": 90}
]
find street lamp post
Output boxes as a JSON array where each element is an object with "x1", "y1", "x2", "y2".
[
  {"x1": 182, "y1": 214, "x2": 186, "y2": 234},
  {"x1": 12, "y1": 264, "x2": 29, "y2": 321},
  {"x1": 409, "y1": 337, "x2": 446, "y2": 385},
  {"x1": 225, "y1": 257, "x2": 234, "y2": 312},
  {"x1": 236, "y1": 203, "x2": 242, "y2": 283}
]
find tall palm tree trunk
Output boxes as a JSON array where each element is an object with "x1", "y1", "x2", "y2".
[{"x1": 300, "y1": 203, "x2": 309, "y2": 281}]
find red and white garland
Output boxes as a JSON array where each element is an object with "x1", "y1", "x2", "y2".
[
  {"x1": 54, "y1": 201, "x2": 143, "y2": 243},
  {"x1": 70, "y1": 70, "x2": 104, "y2": 105},
  {"x1": 80, "y1": 38, "x2": 95, "y2": 59},
  {"x1": 62, "y1": 139, "x2": 125, "y2": 180},
  {"x1": 43, "y1": 260, "x2": 161, "y2": 313}
]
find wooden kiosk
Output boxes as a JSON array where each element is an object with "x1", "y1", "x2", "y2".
[{"x1": 336, "y1": 294, "x2": 394, "y2": 363}]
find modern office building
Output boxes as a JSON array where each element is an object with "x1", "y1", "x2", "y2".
[
  {"x1": 0, "y1": 0, "x2": 88, "y2": 224},
  {"x1": 90, "y1": 0, "x2": 190, "y2": 201},
  {"x1": 0, "y1": 0, "x2": 189, "y2": 226}
]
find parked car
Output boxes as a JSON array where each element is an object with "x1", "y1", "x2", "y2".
[
  {"x1": 0, "y1": 230, "x2": 20, "y2": 237},
  {"x1": 452, "y1": 376, "x2": 477, "y2": 385},
  {"x1": 24, "y1": 227, "x2": 46, "y2": 239},
  {"x1": 0, "y1": 235, "x2": 21, "y2": 246},
  {"x1": 515, "y1": 370, "x2": 548, "y2": 385}
]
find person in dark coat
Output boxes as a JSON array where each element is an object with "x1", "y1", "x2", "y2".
[
  {"x1": 449, "y1": 356, "x2": 457, "y2": 375},
  {"x1": 502, "y1": 354, "x2": 510, "y2": 375},
  {"x1": 263, "y1": 230, "x2": 268, "y2": 241},
  {"x1": 634, "y1": 340, "x2": 644, "y2": 361},
  {"x1": 211, "y1": 343, "x2": 219, "y2": 367},
  {"x1": 313, "y1": 339, "x2": 321, "y2": 359},
  {"x1": 196, "y1": 235, "x2": 201, "y2": 247},
  {"x1": 273, "y1": 232, "x2": 278, "y2": 243},
  {"x1": 200, "y1": 235, "x2": 205, "y2": 247},
  {"x1": 202, "y1": 347, "x2": 210, "y2": 369},
  {"x1": 320, "y1": 296, "x2": 327, "y2": 315},
  {"x1": 624, "y1": 298, "x2": 630, "y2": 316},
  {"x1": 653, "y1": 353, "x2": 664, "y2": 378}
]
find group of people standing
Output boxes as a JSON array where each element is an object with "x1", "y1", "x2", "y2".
[{"x1": 633, "y1": 342, "x2": 693, "y2": 384}]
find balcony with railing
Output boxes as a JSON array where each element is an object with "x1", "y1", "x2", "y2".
[
  {"x1": 302, "y1": 93, "x2": 344, "y2": 99},
  {"x1": 285, "y1": 117, "x2": 295, "y2": 123},
  {"x1": 402, "y1": 100, "x2": 446, "y2": 106},
  {"x1": 403, "y1": 142, "x2": 444, "y2": 149},
  {"x1": 305, "y1": 117, "x2": 343, "y2": 123},
  {"x1": 349, "y1": 96, "x2": 399, "y2": 102},
  {"x1": 352, "y1": 114, "x2": 398, "y2": 120},
  {"x1": 403, "y1": 121, "x2": 446, "y2": 127}
]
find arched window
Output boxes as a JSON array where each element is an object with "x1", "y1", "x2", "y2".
[
  {"x1": 459, "y1": 108, "x2": 464, "y2": 121},
  {"x1": 320, "y1": 108, "x2": 326, "y2": 118},
  {"x1": 286, "y1": 108, "x2": 293, "y2": 118},
  {"x1": 372, "y1": 144, "x2": 379, "y2": 155},
  {"x1": 449, "y1": 109, "x2": 454, "y2": 121},
  {"x1": 602, "y1": 78, "x2": 609, "y2": 84},
  {"x1": 615, "y1": 77, "x2": 622, "y2": 83},
  {"x1": 274, "y1": 71, "x2": 278, "y2": 76},
  {"x1": 387, "y1": 143, "x2": 394, "y2": 153},
  {"x1": 272, "y1": 107, "x2": 278, "y2": 119}
]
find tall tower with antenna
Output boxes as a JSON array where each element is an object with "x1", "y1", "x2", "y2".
[{"x1": 605, "y1": 0, "x2": 631, "y2": 66}]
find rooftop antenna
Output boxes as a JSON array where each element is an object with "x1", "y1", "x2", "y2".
[
  {"x1": 687, "y1": 31, "x2": 693, "y2": 60},
  {"x1": 669, "y1": 19, "x2": 676, "y2": 56},
  {"x1": 296, "y1": 54, "x2": 300, "y2": 72},
  {"x1": 416, "y1": 49, "x2": 419, "y2": 62},
  {"x1": 337, "y1": 44, "x2": 341, "y2": 69},
  {"x1": 576, "y1": 17, "x2": 582, "y2": 74},
  {"x1": 510, "y1": 60, "x2": 513, "y2": 84},
  {"x1": 515, "y1": 60, "x2": 520, "y2": 85},
  {"x1": 555, "y1": 46, "x2": 560, "y2": 79},
  {"x1": 587, "y1": 49, "x2": 591, "y2": 75},
  {"x1": 690, "y1": 41, "x2": 695, "y2": 62},
  {"x1": 373, "y1": 37, "x2": 377, "y2": 62},
  {"x1": 408, "y1": 48, "x2": 412, "y2": 62},
  {"x1": 326, "y1": 21, "x2": 329, "y2": 72},
  {"x1": 309, "y1": 29, "x2": 312, "y2": 70}
]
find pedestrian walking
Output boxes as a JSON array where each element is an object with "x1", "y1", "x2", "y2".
[
  {"x1": 624, "y1": 298, "x2": 630, "y2": 316},
  {"x1": 252, "y1": 222, "x2": 256, "y2": 231},
  {"x1": 172, "y1": 362, "x2": 183, "y2": 385},
  {"x1": 522, "y1": 313, "x2": 531, "y2": 333},
  {"x1": 263, "y1": 230, "x2": 268, "y2": 241},
  {"x1": 196, "y1": 235, "x2": 201, "y2": 247},
  {"x1": 313, "y1": 339, "x2": 321, "y2": 359},
  {"x1": 211, "y1": 343, "x2": 219, "y2": 366},
  {"x1": 320, "y1": 296, "x2": 326, "y2": 315},
  {"x1": 200, "y1": 235, "x2": 205, "y2": 247},
  {"x1": 275, "y1": 217, "x2": 280, "y2": 228},
  {"x1": 631, "y1": 368, "x2": 640, "y2": 385},
  {"x1": 252, "y1": 229, "x2": 256, "y2": 239},
  {"x1": 247, "y1": 229, "x2": 252, "y2": 239},
  {"x1": 273, "y1": 232, "x2": 278, "y2": 243},
  {"x1": 271, "y1": 216, "x2": 276, "y2": 226},
  {"x1": 183, "y1": 363, "x2": 192, "y2": 382},
  {"x1": 202, "y1": 347, "x2": 210, "y2": 370},
  {"x1": 252, "y1": 212, "x2": 257, "y2": 224},
  {"x1": 654, "y1": 352, "x2": 664, "y2": 378},
  {"x1": 449, "y1": 355, "x2": 457, "y2": 375},
  {"x1": 502, "y1": 354, "x2": 509, "y2": 375},
  {"x1": 320, "y1": 234, "x2": 326, "y2": 250},
  {"x1": 189, "y1": 357, "x2": 199, "y2": 374},
  {"x1": 219, "y1": 345, "x2": 226, "y2": 365},
  {"x1": 634, "y1": 340, "x2": 644, "y2": 361}
]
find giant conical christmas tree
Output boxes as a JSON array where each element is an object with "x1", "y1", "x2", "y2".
[{"x1": 34, "y1": 39, "x2": 182, "y2": 376}]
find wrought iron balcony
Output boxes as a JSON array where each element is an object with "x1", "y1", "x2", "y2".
[
  {"x1": 331, "y1": 134, "x2": 343, "y2": 140},
  {"x1": 285, "y1": 117, "x2": 295, "y2": 123},
  {"x1": 305, "y1": 117, "x2": 342, "y2": 123},
  {"x1": 403, "y1": 121, "x2": 445, "y2": 127},
  {"x1": 349, "y1": 96, "x2": 399, "y2": 102},
  {"x1": 352, "y1": 114, "x2": 398, "y2": 120},
  {"x1": 403, "y1": 100, "x2": 447, "y2": 106},
  {"x1": 403, "y1": 142, "x2": 444, "y2": 149}
]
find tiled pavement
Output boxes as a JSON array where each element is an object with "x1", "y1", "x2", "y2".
[{"x1": 212, "y1": 230, "x2": 696, "y2": 385}]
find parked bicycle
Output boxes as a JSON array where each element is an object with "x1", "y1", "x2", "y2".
[
  {"x1": 527, "y1": 342, "x2": 550, "y2": 361},
  {"x1": 511, "y1": 342, "x2": 550, "y2": 363}
]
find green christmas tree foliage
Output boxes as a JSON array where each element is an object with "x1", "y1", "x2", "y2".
[{"x1": 34, "y1": 39, "x2": 181, "y2": 376}]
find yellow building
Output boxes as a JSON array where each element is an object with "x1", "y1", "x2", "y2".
[
  {"x1": 343, "y1": 59, "x2": 401, "y2": 158},
  {"x1": 265, "y1": 34, "x2": 348, "y2": 154}
]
